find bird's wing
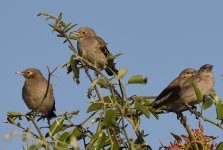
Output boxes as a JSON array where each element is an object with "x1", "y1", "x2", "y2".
[
  {"x1": 96, "y1": 36, "x2": 111, "y2": 57},
  {"x1": 155, "y1": 78, "x2": 180, "y2": 101},
  {"x1": 96, "y1": 36, "x2": 118, "y2": 75},
  {"x1": 153, "y1": 78, "x2": 181, "y2": 108}
]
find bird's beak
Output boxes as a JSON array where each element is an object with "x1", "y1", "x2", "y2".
[
  {"x1": 209, "y1": 65, "x2": 213, "y2": 71},
  {"x1": 16, "y1": 71, "x2": 24, "y2": 75}
]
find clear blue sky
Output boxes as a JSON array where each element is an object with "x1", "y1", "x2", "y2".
[{"x1": 1, "y1": 1, "x2": 223, "y2": 149}]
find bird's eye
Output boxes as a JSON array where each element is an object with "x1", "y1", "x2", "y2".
[
  {"x1": 187, "y1": 72, "x2": 190, "y2": 74},
  {"x1": 82, "y1": 31, "x2": 86, "y2": 34},
  {"x1": 27, "y1": 71, "x2": 31, "y2": 75}
]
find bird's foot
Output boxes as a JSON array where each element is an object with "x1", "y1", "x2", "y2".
[
  {"x1": 94, "y1": 71, "x2": 100, "y2": 77},
  {"x1": 25, "y1": 111, "x2": 36, "y2": 121},
  {"x1": 189, "y1": 106, "x2": 197, "y2": 114},
  {"x1": 189, "y1": 106, "x2": 201, "y2": 119},
  {"x1": 26, "y1": 111, "x2": 34, "y2": 117}
]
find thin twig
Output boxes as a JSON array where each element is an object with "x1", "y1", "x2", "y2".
[
  {"x1": 8, "y1": 120, "x2": 39, "y2": 138},
  {"x1": 110, "y1": 128, "x2": 121, "y2": 148},
  {"x1": 118, "y1": 80, "x2": 125, "y2": 106},
  {"x1": 80, "y1": 110, "x2": 98, "y2": 126},
  {"x1": 27, "y1": 115, "x2": 45, "y2": 140},
  {"x1": 180, "y1": 116, "x2": 199, "y2": 150},
  {"x1": 37, "y1": 66, "x2": 58, "y2": 112},
  {"x1": 200, "y1": 114, "x2": 223, "y2": 130}
]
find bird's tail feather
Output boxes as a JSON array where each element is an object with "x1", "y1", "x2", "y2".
[
  {"x1": 47, "y1": 110, "x2": 56, "y2": 119},
  {"x1": 105, "y1": 60, "x2": 118, "y2": 76},
  {"x1": 47, "y1": 102, "x2": 56, "y2": 119}
]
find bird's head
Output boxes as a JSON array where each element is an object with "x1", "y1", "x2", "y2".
[
  {"x1": 72, "y1": 27, "x2": 96, "y2": 38},
  {"x1": 199, "y1": 64, "x2": 213, "y2": 73},
  {"x1": 179, "y1": 68, "x2": 197, "y2": 78},
  {"x1": 16, "y1": 68, "x2": 44, "y2": 79}
]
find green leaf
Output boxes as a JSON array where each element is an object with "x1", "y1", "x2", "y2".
[
  {"x1": 48, "y1": 118, "x2": 65, "y2": 137},
  {"x1": 94, "y1": 132, "x2": 106, "y2": 150},
  {"x1": 97, "y1": 78, "x2": 109, "y2": 88},
  {"x1": 144, "y1": 99, "x2": 154, "y2": 105},
  {"x1": 103, "y1": 109, "x2": 118, "y2": 128},
  {"x1": 57, "y1": 132, "x2": 70, "y2": 147},
  {"x1": 59, "y1": 21, "x2": 67, "y2": 27},
  {"x1": 216, "y1": 142, "x2": 223, "y2": 150},
  {"x1": 58, "y1": 12, "x2": 63, "y2": 22},
  {"x1": 65, "y1": 24, "x2": 77, "y2": 33},
  {"x1": 170, "y1": 132, "x2": 182, "y2": 141},
  {"x1": 110, "y1": 142, "x2": 119, "y2": 150},
  {"x1": 103, "y1": 95, "x2": 122, "y2": 103},
  {"x1": 202, "y1": 98, "x2": 213, "y2": 110},
  {"x1": 107, "y1": 53, "x2": 123, "y2": 60},
  {"x1": 148, "y1": 108, "x2": 159, "y2": 120},
  {"x1": 192, "y1": 82, "x2": 203, "y2": 103},
  {"x1": 115, "y1": 68, "x2": 127, "y2": 80},
  {"x1": 216, "y1": 99, "x2": 223, "y2": 120},
  {"x1": 58, "y1": 132, "x2": 70, "y2": 143},
  {"x1": 27, "y1": 145, "x2": 38, "y2": 150},
  {"x1": 7, "y1": 112, "x2": 23, "y2": 117},
  {"x1": 135, "y1": 101, "x2": 150, "y2": 119},
  {"x1": 7, "y1": 117, "x2": 16, "y2": 125},
  {"x1": 69, "y1": 36, "x2": 79, "y2": 40},
  {"x1": 210, "y1": 91, "x2": 223, "y2": 120},
  {"x1": 87, "y1": 102, "x2": 103, "y2": 113},
  {"x1": 48, "y1": 23, "x2": 63, "y2": 33},
  {"x1": 37, "y1": 12, "x2": 49, "y2": 16},
  {"x1": 70, "y1": 127, "x2": 85, "y2": 141},
  {"x1": 128, "y1": 75, "x2": 148, "y2": 85}
]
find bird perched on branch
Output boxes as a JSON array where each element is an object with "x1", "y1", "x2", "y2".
[
  {"x1": 152, "y1": 68, "x2": 197, "y2": 110},
  {"x1": 73, "y1": 27, "x2": 118, "y2": 76},
  {"x1": 16, "y1": 68, "x2": 56, "y2": 119},
  {"x1": 153, "y1": 64, "x2": 215, "y2": 113}
]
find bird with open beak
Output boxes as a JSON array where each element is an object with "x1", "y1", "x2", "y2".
[
  {"x1": 16, "y1": 68, "x2": 56, "y2": 119},
  {"x1": 72, "y1": 27, "x2": 118, "y2": 76}
]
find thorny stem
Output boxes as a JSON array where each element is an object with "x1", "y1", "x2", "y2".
[{"x1": 180, "y1": 116, "x2": 199, "y2": 150}]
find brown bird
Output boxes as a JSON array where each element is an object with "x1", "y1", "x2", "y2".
[
  {"x1": 74, "y1": 27, "x2": 118, "y2": 76},
  {"x1": 154, "y1": 64, "x2": 215, "y2": 113},
  {"x1": 16, "y1": 68, "x2": 56, "y2": 119},
  {"x1": 152, "y1": 68, "x2": 197, "y2": 109}
]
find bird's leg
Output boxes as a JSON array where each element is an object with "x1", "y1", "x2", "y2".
[
  {"x1": 180, "y1": 115, "x2": 187, "y2": 125},
  {"x1": 176, "y1": 112, "x2": 183, "y2": 120},
  {"x1": 189, "y1": 106, "x2": 201, "y2": 119},
  {"x1": 47, "y1": 118, "x2": 51, "y2": 127}
]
